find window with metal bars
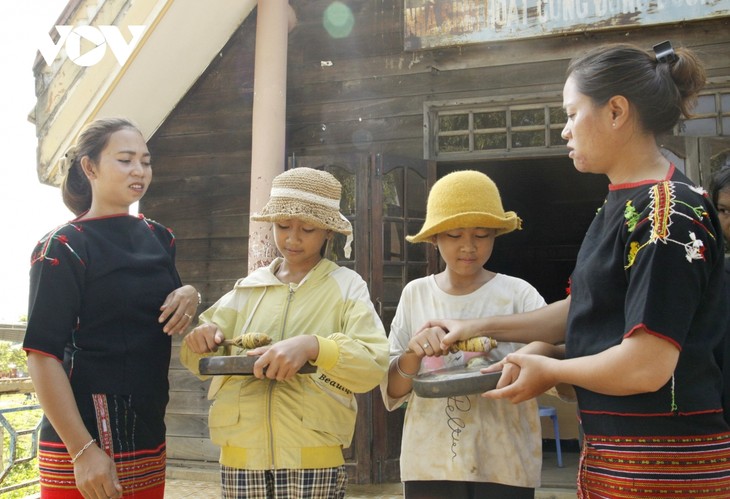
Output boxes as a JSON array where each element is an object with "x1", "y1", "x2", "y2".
[
  {"x1": 429, "y1": 102, "x2": 567, "y2": 159},
  {"x1": 427, "y1": 90, "x2": 730, "y2": 160},
  {"x1": 678, "y1": 91, "x2": 730, "y2": 137}
]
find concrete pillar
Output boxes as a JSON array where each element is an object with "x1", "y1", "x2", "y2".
[{"x1": 247, "y1": 1, "x2": 294, "y2": 273}]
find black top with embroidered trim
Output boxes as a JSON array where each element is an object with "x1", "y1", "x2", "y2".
[
  {"x1": 722, "y1": 256, "x2": 730, "y2": 424},
  {"x1": 566, "y1": 166, "x2": 728, "y2": 436},
  {"x1": 24, "y1": 214, "x2": 182, "y2": 398}
]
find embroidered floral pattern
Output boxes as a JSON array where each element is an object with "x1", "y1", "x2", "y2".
[
  {"x1": 626, "y1": 241, "x2": 640, "y2": 268},
  {"x1": 31, "y1": 224, "x2": 86, "y2": 267},
  {"x1": 624, "y1": 181, "x2": 715, "y2": 269},
  {"x1": 623, "y1": 201, "x2": 640, "y2": 233},
  {"x1": 140, "y1": 213, "x2": 176, "y2": 247},
  {"x1": 685, "y1": 232, "x2": 706, "y2": 262},
  {"x1": 30, "y1": 216, "x2": 176, "y2": 268}
]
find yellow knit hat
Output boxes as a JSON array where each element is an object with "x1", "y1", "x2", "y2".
[{"x1": 406, "y1": 170, "x2": 522, "y2": 243}]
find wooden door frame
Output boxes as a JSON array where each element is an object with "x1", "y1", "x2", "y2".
[
  {"x1": 369, "y1": 154, "x2": 436, "y2": 483},
  {"x1": 369, "y1": 154, "x2": 437, "y2": 316}
]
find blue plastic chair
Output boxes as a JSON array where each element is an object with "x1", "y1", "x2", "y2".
[{"x1": 539, "y1": 405, "x2": 564, "y2": 467}]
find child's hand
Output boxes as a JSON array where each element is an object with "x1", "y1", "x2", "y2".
[
  {"x1": 247, "y1": 336, "x2": 319, "y2": 381},
  {"x1": 435, "y1": 319, "x2": 483, "y2": 351},
  {"x1": 415, "y1": 318, "x2": 482, "y2": 352},
  {"x1": 183, "y1": 323, "x2": 224, "y2": 354},
  {"x1": 408, "y1": 327, "x2": 448, "y2": 357}
]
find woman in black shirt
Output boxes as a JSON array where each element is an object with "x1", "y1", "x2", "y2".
[{"x1": 24, "y1": 118, "x2": 200, "y2": 499}]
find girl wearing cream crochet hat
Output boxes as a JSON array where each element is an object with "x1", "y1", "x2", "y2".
[
  {"x1": 181, "y1": 167, "x2": 388, "y2": 499},
  {"x1": 252, "y1": 167, "x2": 354, "y2": 259},
  {"x1": 381, "y1": 170, "x2": 546, "y2": 498}
]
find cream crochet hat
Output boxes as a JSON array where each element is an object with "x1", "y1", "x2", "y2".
[
  {"x1": 251, "y1": 167, "x2": 353, "y2": 255},
  {"x1": 407, "y1": 170, "x2": 522, "y2": 243}
]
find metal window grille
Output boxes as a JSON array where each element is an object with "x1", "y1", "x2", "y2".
[
  {"x1": 677, "y1": 91, "x2": 730, "y2": 137},
  {"x1": 428, "y1": 101, "x2": 567, "y2": 160}
]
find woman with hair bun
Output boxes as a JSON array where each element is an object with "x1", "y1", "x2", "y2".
[
  {"x1": 426, "y1": 42, "x2": 730, "y2": 497},
  {"x1": 24, "y1": 117, "x2": 200, "y2": 498}
]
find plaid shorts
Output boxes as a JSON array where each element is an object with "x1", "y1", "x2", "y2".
[{"x1": 220, "y1": 465, "x2": 348, "y2": 499}]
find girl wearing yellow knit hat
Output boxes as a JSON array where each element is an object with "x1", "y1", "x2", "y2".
[{"x1": 380, "y1": 170, "x2": 546, "y2": 498}]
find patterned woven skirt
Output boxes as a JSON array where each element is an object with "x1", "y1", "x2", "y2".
[
  {"x1": 578, "y1": 432, "x2": 730, "y2": 498},
  {"x1": 38, "y1": 393, "x2": 167, "y2": 498}
]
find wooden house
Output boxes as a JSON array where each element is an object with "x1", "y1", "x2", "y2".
[{"x1": 32, "y1": 0, "x2": 730, "y2": 484}]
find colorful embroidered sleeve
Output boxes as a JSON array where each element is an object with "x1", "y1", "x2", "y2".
[
  {"x1": 623, "y1": 180, "x2": 721, "y2": 347},
  {"x1": 24, "y1": 224, "x2": 87, "y2": 361}
]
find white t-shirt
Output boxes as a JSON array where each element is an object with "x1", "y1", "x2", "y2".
[{"x1": 381, "y1": 273, "x2": 547, "y2": 487}]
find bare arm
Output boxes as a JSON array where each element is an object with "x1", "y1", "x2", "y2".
[
  {"x1": 183, "y1": 323, "x2": 225, "y2": 353},
  {"x1": 27, "y1": 352, "x2": 123, "y2": 499},
  {"x1": 427, "y1": 296, "x2": 570, "y2": 350},
  {"x1": 386, "y1": 352, "x2": 423, "y2": 399},
  {"x1": 385, "y1": 329, "x2": 441, "y2": 399},
  {"x1": 485, "y1": 328, "x2": 679, "y2": 403}
]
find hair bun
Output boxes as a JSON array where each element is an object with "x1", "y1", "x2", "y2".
[
  {"x1": 64, "y1": 145, "x2": 79, "y2": 164},
  {"x1": 670, "y1": 47, "x2": 706, "y2": 113},
  {"x1": 59, "y1": 145, "x2": 80, "y2": 176}
]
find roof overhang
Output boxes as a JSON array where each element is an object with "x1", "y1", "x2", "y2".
[{"x1": 32, "y1": 0, "x2": 257, "y2": 186}]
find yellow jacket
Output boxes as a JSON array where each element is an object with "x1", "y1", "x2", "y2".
[{"x1": 180, "y1": 258, "x2": 389, "y2": 470}]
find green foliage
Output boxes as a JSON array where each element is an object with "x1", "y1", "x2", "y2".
[
  {"x1": 2, "y1": 460, "x2": 40, "y2": 499},
  {"x1": 0, "y1": 394, "x2": 41, "y2": 498},
  {"x1": 0, "y1": 342, "x2": 27, "y2": 378}
]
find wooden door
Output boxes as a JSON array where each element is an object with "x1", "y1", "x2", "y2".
[
  {"x1": 288, "y1": 153, "x2": 434, "y2": 484},
  {"x1": 369, "y1": 154, "x2": 435, "y2": 483}
]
